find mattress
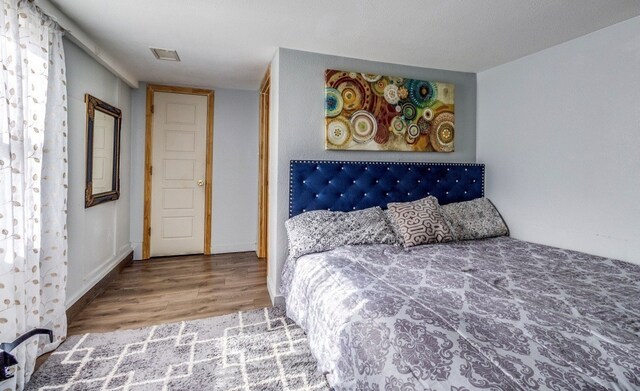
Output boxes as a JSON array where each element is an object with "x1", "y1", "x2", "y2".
[{"x1": 281, "y1": 236, "x2": 640, "y2": 390}]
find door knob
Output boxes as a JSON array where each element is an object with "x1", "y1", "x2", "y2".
[{"x1": 197, "y1": 180, "x2": 204, "y2": 186}]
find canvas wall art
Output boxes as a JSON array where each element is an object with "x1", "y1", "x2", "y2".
[{"x1": 325, "y1": 69, "x2": 455, "y2": 152}]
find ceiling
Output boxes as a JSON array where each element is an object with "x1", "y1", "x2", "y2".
[{"x1": 49, "y1": 0, "x2": 640, "y2": 91}]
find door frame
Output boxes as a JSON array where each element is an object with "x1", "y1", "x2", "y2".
[
  {"x1": 143, "y1": 84, "x2": 215, "y2": 259},
  {"x1": 257, "y1": 67, "x2": 270, "y2": 260}
]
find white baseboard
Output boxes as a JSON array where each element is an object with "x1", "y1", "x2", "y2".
[
  {"x1": 211, "y1": 242, "x2": 256, "y2": 254},
  {"x1": 266, "y1": 274, "x2": 283, "y2": 307},
  {"x1": 131, "y1": 241, "x2": 142, "y2": 260},
  {"x1": 65, "y1": 243, "x2": 133, "y2": 309}
]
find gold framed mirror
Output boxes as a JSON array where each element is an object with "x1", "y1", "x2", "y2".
[{"x1": 85, "y1": 94, "x2": 122, "y2": 207}]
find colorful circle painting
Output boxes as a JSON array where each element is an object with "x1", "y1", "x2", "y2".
[
  {"x1": 324, "y1": 68, "x2": 454, "y2": 151},
  {"x1": 350, "y1": 110, "x2": 377, "y2": 143}
]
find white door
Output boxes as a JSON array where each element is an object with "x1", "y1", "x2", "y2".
[{"x1": 150, "y1": 92, "x2": 208, "y2": 256}]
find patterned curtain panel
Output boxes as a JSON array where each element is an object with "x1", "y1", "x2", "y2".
[{"x1": 0, "y1": 0, "x2": 68, "y2": 389}]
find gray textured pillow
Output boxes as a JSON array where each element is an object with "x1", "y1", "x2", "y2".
[
  {"x1": 440, "y1": 197, "x2": 508, "y2": 241},
  {"x1": 386, "y1": 196, "x2": 454, "y2": 248},
  {"x1": 285, "y1": 207, "x2": 397, "y2": 259}
]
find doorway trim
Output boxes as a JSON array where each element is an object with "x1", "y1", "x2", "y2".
[
  {"x1": 257, "y1": 67, "x2": 270, "y2": 260},
  {"x1": 143, "y1": 84, "x2": 215, "y2": 259}
]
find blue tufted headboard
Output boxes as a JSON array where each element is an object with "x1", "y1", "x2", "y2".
[{"x1": 289, "y1": 160, "x2": 484, "y2": 217}]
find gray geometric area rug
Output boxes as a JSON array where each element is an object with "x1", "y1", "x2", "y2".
[{"x1": 27, "y1": 306, "x2": 329, "y2": 390}]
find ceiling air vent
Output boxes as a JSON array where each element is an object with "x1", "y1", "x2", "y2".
[{"x1": 150, "y1": 48, "x2": 180, "y2": 62}]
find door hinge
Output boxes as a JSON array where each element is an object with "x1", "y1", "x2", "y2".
[
  {"x1": 151, "y1": 104, "x2": 154, "y2": 114},
  {"x1": 148, "y1": 227, "x2": 151, "y2": 236},
  {"x1": 149, "y1": 166, "x2": 152, "y2": 175}
]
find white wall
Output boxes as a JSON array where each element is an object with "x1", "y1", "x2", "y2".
[
  {"x1": 268, "y1": 48, "x2": 478, "y2": 300},
  {"x1": 65, "y1": 39, "x2": 133, "y2": 307},
  {"x1": 130, "y1": 85, "x2": 259, "y2": 258},
  {"x1": 477, "y1": 16, "x2": 640, "y2": 265}
]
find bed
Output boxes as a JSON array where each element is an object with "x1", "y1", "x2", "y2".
[{"x1": 282, "y1": 160, "x2": 640, "y2": 391}]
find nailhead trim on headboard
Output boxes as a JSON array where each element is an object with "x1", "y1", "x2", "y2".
[{"x1": 289, "y1": 160, "x2": 485, "y2": 217}]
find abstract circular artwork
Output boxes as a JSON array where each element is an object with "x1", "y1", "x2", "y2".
[{"x1": 325, "y1": 69, "x2": 455, "y2": 152}]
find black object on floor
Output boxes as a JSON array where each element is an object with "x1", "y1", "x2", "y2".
[{"x1": 1, "y1": 328, "x2": 53, "y2": 381}]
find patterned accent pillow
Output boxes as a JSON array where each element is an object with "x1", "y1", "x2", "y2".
[
  {"x1": 285, "y1": 207, "x2": 397, "y2": 259},
  {"x1": 440, "y1": 197, "x2": 509, "y2": 241},
  {"x1": 386, "y1": 196, "x2": 454, "y2": 248}
]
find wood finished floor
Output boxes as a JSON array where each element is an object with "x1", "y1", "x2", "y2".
[{"x1": 67, "y1": 252, "x2": 272, "y2": 335}]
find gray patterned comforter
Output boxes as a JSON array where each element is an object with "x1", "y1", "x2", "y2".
[{"x1": 281, "y1": 237, "x2": 640, "y2": 390}]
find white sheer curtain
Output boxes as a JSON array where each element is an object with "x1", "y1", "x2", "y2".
[{"x1": 0, "y1": 0, "x2": 68, "y2": 389}]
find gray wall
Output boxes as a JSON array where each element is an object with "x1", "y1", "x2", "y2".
[
  {"x1": 129, "y1": 84, "x2": 146, "y2": 258},
  {"x1": 65, "y1": 38, "x2": 133, "y2": 306},
  {"x1": 267, "y1": 48, "x2": 477, "y2": 298},
  {"x1": 477, "y1": 16, "x2": 640, "y2": 265},
  {"x1": 130, "y1": 86, "x2": 259, "y2": 258},
  {"x1": 211, "y1": 89, "x2": 259, "y2": 253}
]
